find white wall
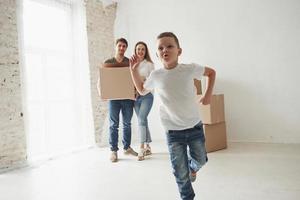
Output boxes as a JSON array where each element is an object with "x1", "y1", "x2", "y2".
[{"x1": 114, "y1": 0, "x2": 300, "y2": 143}]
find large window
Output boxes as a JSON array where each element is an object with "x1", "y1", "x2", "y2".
[{"x1": 21, "y1": 0, "x2": 94, "y2": 161}]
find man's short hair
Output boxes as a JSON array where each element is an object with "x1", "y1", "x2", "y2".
[
  {"x1": 157, "y1": 32, "x2": 180, "y2": 48},
  {"x1": 115, "y1": 38, "x2": 128, "y2": 47}
]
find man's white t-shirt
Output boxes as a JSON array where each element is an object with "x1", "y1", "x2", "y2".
[{"x1": 144, "y1": 63, "x2": 205, "y2": 131}]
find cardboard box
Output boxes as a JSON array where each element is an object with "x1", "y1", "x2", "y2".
[
  {"x1": 198, "y1": 94, "x2": 225, "y2": 124},
  {"x1": 99, "y1": 67, "x2": 135, "y2": 100},
  {"x1": 204, "y1": 122, "x2": 227, "y2": 153},
  {"x1": 194, "y1": 79, "x2": 202, "y2": 94}
]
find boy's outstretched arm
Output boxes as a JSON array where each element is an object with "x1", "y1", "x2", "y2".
[
  {"x1": 200, "y1": 67, "x2": 216, "y2": 105},
  {"x1": 129, "y1": 55, "x2": 147, "y2": 95}
]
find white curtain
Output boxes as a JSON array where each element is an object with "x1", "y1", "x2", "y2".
[{"x1": 19, "y1": 0, "x2": 94, "y2": 162}]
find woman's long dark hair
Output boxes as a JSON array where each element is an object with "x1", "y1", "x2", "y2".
[{"x1": 134, "y1": 41, "x2": 153, "y2": 63}]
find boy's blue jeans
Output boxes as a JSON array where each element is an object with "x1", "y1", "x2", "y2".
[
  {"x1": 166, "y1": 122, "x2": 207, "y2": 200},
  {"x1": 134, "y1": 93, "x2": 154, "y2": 144},
  {"x1": 108, "y1": 99, "x2": 134, "y2": 151}
]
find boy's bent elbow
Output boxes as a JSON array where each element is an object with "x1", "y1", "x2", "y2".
[
  {"x1": 210, "y1": 68, "x2": 216, "y2": 78},
  {"x1": 204, "y1": 67, "x2": 216, "y2": 78}
]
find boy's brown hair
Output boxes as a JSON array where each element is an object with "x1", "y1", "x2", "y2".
[
  {"x1": 157, "y1": 32, "x2": 180, "y2": 48},
  {"x1": 115, "y1": 38, "x2": 128, "y2": 47}
]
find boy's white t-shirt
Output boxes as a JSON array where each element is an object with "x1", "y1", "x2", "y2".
[{"x1": 144, "y1": 63, "x2": 205, "y2": 131}]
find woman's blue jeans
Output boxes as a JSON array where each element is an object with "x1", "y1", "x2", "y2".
[
  {"x1": 134, "y1": 93, "x2": 154, "y2": 144},
  {"x1": 108, "y1": 99, "x2": 134, "y2": 151},
  {"x1": 166, "y1": 122, "x2": 208, "y2": 200}
]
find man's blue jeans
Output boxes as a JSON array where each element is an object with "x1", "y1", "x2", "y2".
[
  {"x1": 166, "y1": 122, "x2": 208, "y2": 200},
  {"x1": 134, "y1": 93, "x2": 154, "y2": 144},
  {"x1": 108, "y1": 99, "x2": 134, "y2": 151}
]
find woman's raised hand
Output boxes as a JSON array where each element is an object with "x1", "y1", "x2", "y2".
[{"x1": 129, "y1": 54, "x2": 140, "y2": 71}]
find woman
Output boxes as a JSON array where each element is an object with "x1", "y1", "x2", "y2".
[{"x1": 132, "y1": 41, "x2": 155, "y2": 161}]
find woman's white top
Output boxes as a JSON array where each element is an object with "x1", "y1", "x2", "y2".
[{"x1": 138, "y1": 59, "x2": 155, "y2": 79}]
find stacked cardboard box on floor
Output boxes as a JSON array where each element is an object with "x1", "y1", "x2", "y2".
[
  {"x1": 197, "y1": 93, "x2": 227, "y2": 153},
  {"x1": 99, "y1": 66, "x2": 135, "y2": 100}
]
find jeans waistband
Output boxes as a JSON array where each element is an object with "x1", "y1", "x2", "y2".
[{"x1": 168, "y1": 121, "x2": 202, "y2": 133}]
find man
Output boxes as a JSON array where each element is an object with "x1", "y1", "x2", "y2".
[{"x1": 100, "y1": 38, "x2": 138, "y2": 162}]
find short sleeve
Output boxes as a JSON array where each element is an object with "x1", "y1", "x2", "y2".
[
  {"x1": 104, "y1": 58, "x2": 114, "y2": 64},
  {"x1": 146, "y1": 63, "x2": 155, "y2": 78},
  {"x1": 144, "y1": 70, "x2": 155, "y2": 90},
  {"x1": 191, "y1": 63, "x2": 205, "y2": 80},
  {"x1": 149, "y1": 62, "x2": 155, "y2": 72}
]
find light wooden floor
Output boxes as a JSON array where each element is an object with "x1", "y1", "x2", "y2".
[{"x1": 0, "y1": 141, "x2": 300, "y2": 200}]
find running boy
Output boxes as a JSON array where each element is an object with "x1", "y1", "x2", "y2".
[{"x1": 129, "y1": 32, "x2": 216, "y2": 200}]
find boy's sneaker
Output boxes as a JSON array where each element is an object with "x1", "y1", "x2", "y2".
[
  {"x1": 124, "y1": 147, "x2": 138, "y2": 156},
  {"x1": 189, "y1": 170, "x2": 197, "y2": 182},
  {"x1": 137, "y1": 148, "x2": 145, "y2": 161},
  {"x1": 110, "y1": 151, "x2": 118, "y2": 162}
]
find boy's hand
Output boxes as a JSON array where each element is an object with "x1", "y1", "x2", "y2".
[
  {"x1": 129, "y1": 55, "x2": 140, "y2": 71},
  {"x1": 199, "y1": 95, "x2": 211, "y2": 105}
]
